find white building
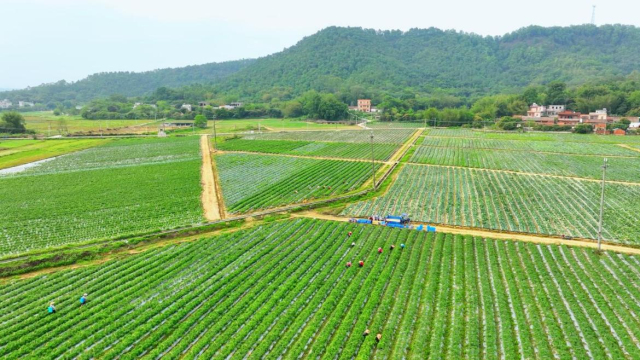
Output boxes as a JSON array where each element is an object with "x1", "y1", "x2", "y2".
[
  {"x1": 629, "y1": 122, "x2": 640, "y2": 129},
  {"x1": 180, "y1": 104, "x2": 192, "y2": 112},
  {"x1": 18, "y1": 101, "x2": 34, "y2": 107},
  {"x1": 0, "y1": 99, "x2": 12, "y2": 109},
  {"x1": 527, "y1": 103, "x2": 565, "y2": 118}
]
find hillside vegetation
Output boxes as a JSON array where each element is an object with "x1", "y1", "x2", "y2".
[{"x1": 2, "y1": 25, "x2": 640, "y2": 105}]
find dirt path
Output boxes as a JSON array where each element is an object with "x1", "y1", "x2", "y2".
[
  {"x1": 292, "y1": 211, "x2": 640, "y2": 256},
  {"x1": 200, "y1": 135, "x2": 221, "y2": 221},
  {"x1": 618, "y1": 143, "x2": 640, "y2": 154},
  {"x1": 404, "y1": 161, "x2": 640, "y2": 186}
]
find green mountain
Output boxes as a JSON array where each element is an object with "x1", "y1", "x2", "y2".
[
  {"x1": 218, "y1": 25, "x2": 640, "y2": 100},
  {"x1": 0, "y1": 59, "x2": 254, "y2": 104},
  {"x1": 3, "y1": 24, "x2": 640, "y2": 105}
]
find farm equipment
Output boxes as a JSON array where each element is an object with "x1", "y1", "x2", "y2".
[{"x1": 385, "y1": 214, "x2": 410, "y2": 225}]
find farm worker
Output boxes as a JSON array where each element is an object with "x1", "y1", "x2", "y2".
[
  {"x1": 390, "y1": 245, "x2": 395, "y2": 250},
  {"x1": 80, "y1": 293, "x2": 88, "y2": 306},
  {"x1": 376, "y1": 333, "x2": 382, "y2": 342},
  {"x1": 363, "y1": 329, "x2": 370, "y2": 336},
  {"x1": 348, "y1": 231, "x2": 353, "y2": 237},
  {"x1": 378, "y1": 247, "x2": 383, "y2": 254},
  {"x1": 351, "y1": 242, "x2": 356, "y2": 247},
  {"x1": 346, "y1": 262, "x2": 352, "y2": 268},
  {"x1": 400, "y1": 244, "x2": 405, "y2": 249},
  {"x1": 47, "y1": 302, "x2": 56, "y2": 314},
  {"x1": 359, "y1": 260, "x2": 364, "y2": 267}
]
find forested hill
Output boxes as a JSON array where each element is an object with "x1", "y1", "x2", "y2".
[
  {"x1": 0, "y1": 59, "x2": 254, "y2": 104},
  {"x1": 4, "y1": 24, "x2": 640, "y2": 105},
  {"x1": 219, "y1": 25, "x2": 640, "y2": 100}
]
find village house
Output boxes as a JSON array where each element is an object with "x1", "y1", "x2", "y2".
[
  {"x1": 18, "y1": 101, "x2": 34, "y2": 108},
  {"x1": 594, "y1": 123, "x2": 608, "y2": 135},
  {"x1": 0, "y1": 99, "x2": 12, "y2": 109},
  {"x1": 180, "y1": 104, "x2": 192, "y2": 112},
  {"x1": 357, "y1": 99, "x2": 371, "y2": 112},
  {"x1": 526, "y1": 103, "x2": 565, "y2": 118},
  {"x1": 582, "y1": 108, "x2": 609, "y2": 124},
  {"x1": 557, "y1": 110, "x2": 582, "y2": 125},
  {"x1": 218, "y1": 102, "x2": 244, "y2": 110}
]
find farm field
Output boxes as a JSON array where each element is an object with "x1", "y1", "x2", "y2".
[
  {"x1": 421, "y1": 136, "x2": 640, "y2": 156},
  {"x1": 0, "y1": 139, "x2": 107, "y2": 170},
  {"x1": 410, "y1": 146, "x2": 640, "y2": 182},
  {"x1": 4, "y1": 219, "x2": 640, "y2": 359},
  {"x1": 218, "y1": 138, "x2": 397, "y2": 160},
  {"x1": 365, "y1": 121, "x2": 426, "y2": 128},
  {"x1": 0, "y1": 137, "x2": 203, "y2": 255},
  {"x1": 216, "y1": 153, "x2": 380, "y2": 213},
  {"x1": 242, "y1": 129, "x2": 416, "y2": 144},
  {"x1": 22, "y1": 112, "x2": 155, "y2": 135},
  {"x1": 209, "y1": 118, "x2": 358, "y2": 132},
  {"x1": 427, "y1": 128, "x2": 640, "y2": 144},
  {"x1": 343, "y1": 164, "x2": 640, "y2": 244}
]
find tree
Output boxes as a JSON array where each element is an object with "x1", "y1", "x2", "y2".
[
  {"x1": 496, "y1": 116, "x2": 520, "y2": 130},
  {"x1": 194, "y1": 115, "x2": 207, "y2": 128},
  {"x1": 574, "y1": 124, "x2": 594, "y2": 134},
  {"x1": 0, "y1": 112, "x2": 27, "y2": 133}
]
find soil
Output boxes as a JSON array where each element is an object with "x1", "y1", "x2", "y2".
[{"x1": 200, "y1": 135, "x2": 222, "y2": 221}]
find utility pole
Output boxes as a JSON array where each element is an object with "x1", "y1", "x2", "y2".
[
  {"x1": 370, "y1": 131, "x2": 376, "y2": 190},
  {"x1": 591, "y1": 5, "x2": 596, "y2": 25},
  {"x1": 597, "y1": 157, "x2": 608, "y2": 251}
]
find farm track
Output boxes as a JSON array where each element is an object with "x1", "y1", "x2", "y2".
[
  {"x1": 404, "y1": 161, "x2": 640, "y2": 186},
  {"x1": 292, "y1": 212, "x2": 640, "y2": 256},
  {"x1": 200, "y1": 135, "x2": 221, "y2": 221},
  {"x1": 618, "y1": 144, "x2": 640, "y2": 154}
]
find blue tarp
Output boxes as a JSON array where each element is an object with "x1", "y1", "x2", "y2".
[
  {"x1": 416, "y1": 225, "x2": 424, "y2": 231},
  {"x1": 427, "y1": 226, "x2": 436, "y2": 232},
  {"x1": 356, "y1": 219, "x2": 372, "y2": 224},
  {"x1": 386, "y1": 223, "x2": 406, "y2": 229}
]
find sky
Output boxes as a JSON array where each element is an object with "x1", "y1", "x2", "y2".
[{"x1": 0, "y1": 0, "x2": 638, "y2": 89}]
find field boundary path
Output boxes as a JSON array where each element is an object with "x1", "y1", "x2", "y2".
[
  {"x1": 292, "y1": 211, "x2": 640, "y2": 256},
  {"x1": 200, "y1": 135, "x2": 222, "y2": 221},
  {"x1": 618, "y1": 143, "x2": 640, "y2": 154}
]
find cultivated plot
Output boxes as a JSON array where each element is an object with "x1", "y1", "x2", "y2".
[
  {"x1": 410, "y1": 146, "x2": 640, "y2": 182},
  {"x1": 216, "y1": 153, "x2": 379, "y2": 213},
  {"x1": 421, "y1": 136, "x2": 640, "y2": 156},
  {"x1": 218, "y1": 138, "x2": 397, "y2": 160},
  {"x1": 242, "y1": 129, "x2": 415, "y2": 144},
  {"x1": 3, "y1": 219, "x2": 640, "y2": 359},
  {"x1": 0, "y1": 139, "x2": 105, "y2": 170},
  {"x1": 427, "y1": 128, "x2": 640, "y2": 144},
  {"x1": 0, "y1": 137, "x2": 203, "y2": 255},
  {"x1": 343, "y1": 164, "x2": 640, "y2": 244}
]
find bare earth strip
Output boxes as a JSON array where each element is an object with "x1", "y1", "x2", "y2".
[
  {"x1": 200, "y1": 135, "x2": 221, "y2": 221},
  {"x1": 618, "y1": 144, "x2": 640, "y2": 154}
]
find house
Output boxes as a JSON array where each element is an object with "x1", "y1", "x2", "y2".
[
  {"x1": 526, "y1": 103, "x2": 565, "y2": 117},
  {"x1": 613, "y1": 128, "x2": 626, "y2": 136},
  {"x1": 75, "y1": 105, "x2": 83, "y2": 110},
  {"x1": 218, "y1": 102, "x2": 243, "y2": 110},
  {"x1": 594, "y1": 123, "x2": 608, "y2": 135},
  {"x1": 348, "y1": 106, "x2": 358, "y2": 111},
  {"x1": 582, "y1": 108, "x2": 609, "y2": 124},
  {"x1": 18, "y1": 101, "x2": 34, "y2": 107},
  {"x1": 133, "y1": 102, "x2": 142, "y2": 109},
  {"x1": 557, "y1": 110, "x2": 582, "y2": 125},
  {"x1": 180, "y1": 104, "x2": 192, "y2": 112},
  {"x1": 629, "y1": 122, "x2": 640, "y2": 129},
  {"x1": 357, "y1": 99, "x2": 371, "y2": 112},
  {"x1": 370, "y1": 107, "x2": 380, "y2": 113},
  {"x1": 0, "y1": 99, "x2": 11, "y2": 109}
]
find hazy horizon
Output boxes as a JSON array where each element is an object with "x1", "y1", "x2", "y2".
[{"x1": 2, "y1": 0, "x2": 639, "y2": 90}]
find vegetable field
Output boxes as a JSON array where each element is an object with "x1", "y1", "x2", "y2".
[
  {"x1": 421, "y1": 136, "x2": 640, "y2": 156},
  {"x1": 0, "y1": 139, "x2": 106, "y2": 170},
  {"x1": 218, "y1": 138, "x2": 397, "y2": 160},
  {"x1": 242, "y1": 129, "x2": 415, "y2": 144},
  {"x1": 410, "y1": 146, "x2": 640, "y2": 182},
  {"x1": 343, "y1": 164, "x2": 640, "y2": 244},
  {"x1": 0, "y1": 137, "x2": 203, "y2": 255},
  {"x1": 216, "y1": 153, "x2": 379, "y2": 213},
  {"x1": 427, "y1": 128, "x2": 640, "y2": 144},
  {"x1": 3, "y1": 219, "x2": 640, "y2": 359}
]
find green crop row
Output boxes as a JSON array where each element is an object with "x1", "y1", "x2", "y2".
[
  {"x1": 242, "y1": 129, "x2": 415, "y2": 144},
  {"x1": 218, "y1": 138, "x2": 397, "y2": 160},
  {"x1": 410, "y1": 145, "x2": 640, "y2": 182},
  {"x1": 343, "y1": 164, "x2": 640, "y2": 244},
  {"x1": 217, "y1": 153, "x2": 380, "y2": 213},
  {"x1": 3, "y1": 219, "x2": 640, "y2": 358}
]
